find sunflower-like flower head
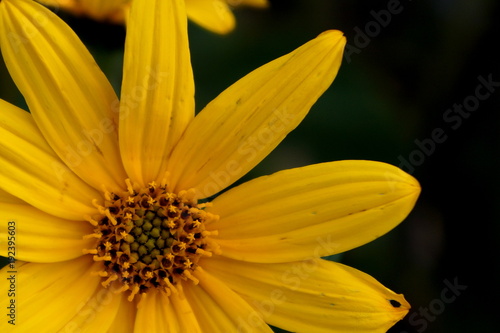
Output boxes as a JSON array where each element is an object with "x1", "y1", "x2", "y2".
[{"x1": 0, "y1": 0, "x2": 419, "y2": 331}]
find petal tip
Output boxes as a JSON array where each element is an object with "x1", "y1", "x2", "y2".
[
  {"x1": 388, "y1": 293, "x2": 411, "y2": 321},
  {"x1": 398, "y1": 171, "x2": 422, "y2": 204},
  {"x1": 317, "y1": 29, "x2": 346, "y2": 44}
]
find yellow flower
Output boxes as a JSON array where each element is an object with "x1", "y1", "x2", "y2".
[
  {"x1": 0, "y1": 0, "x2": 420, "y2": 332},
  {"x1": 36, "y1": 0, "x2": 269, "y2": 33}
]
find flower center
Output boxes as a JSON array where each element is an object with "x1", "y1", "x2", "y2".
[{"x1": 85, "y1": 180, "x2": 219, "y2": 301}]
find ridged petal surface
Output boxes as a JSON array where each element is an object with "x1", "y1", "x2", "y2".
[
  {"x1": 0, "y1": 0, "x2": 126, "y2": 192},
  {"x1": 169, "y1": 30, "x2": 346, "y2": 198},
  {"x1": 207, "y1": 160, "x2": 420, "y2": 263},
  {"x1": 119, "y1": 0, "x2": 194, "y2": 187},
  {"x1": 204, "y1": 256, "x2": 410, "y2": 333},
  {"x1": 0, "y1": 99, "x2": 100, "y2": 220}
]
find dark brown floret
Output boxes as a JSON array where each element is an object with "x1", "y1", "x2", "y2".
[{"x1": 87, "y1": 183, "x2": 219, "y2": 301}]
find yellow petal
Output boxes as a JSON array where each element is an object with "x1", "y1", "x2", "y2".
[
  {"x1": 185, "y1": 268, "x2": 274, "y2": 332},
  {"x1": 134, "y1": 288, "x2": 202, "y2": 332},
  {"x1": 36, "y1": 0, "x2": 76, "y2": 10},
  {"x1": 36, "y1": 0, "x2": 79, "y2": 15},
  {"x1": 235, "y1": 0, "x2": 269, "y2": 8},
  {"x1": 186, "y1": 0, "x2": 236, "y2": 34},
  {"x1": 203, "y1": 257, "x2": 410, "y2": 333},
  {"x1": 64, "y1": 282, "x2": 124, "y2": 333},
  {"x1": 134, "y1": 291, "x2": 179, "y2": 332},
  {"x1": 0, "y1": 203, "x2": 93, "y2": 262},
  {"x1": 168, "y1": 30, "x2": 346, "y2": 198},
  {"x1": 71, "y1": 0, "x2": 127, "y2": 21},
  {"x1": 37, "y1": 0, "x2": 127, "y2": 23},
  {"x1": 0, "y1": 256, "x2": 119, "y2": 332},
  {"x1": 170, "y1": 288, "x2": 204, "y2": 332},
  {"x1": 107, "y1": 294, "x2": 136, "y2": 333},
  {"x1": 0, "y1": 187, "x2": 24, "y2": 204},
  {"x1": 0, "y1": 0, "x2": 126, "y2": 192},
  {"x1": 0, "y1": 99, "x2": 100, "y2": 220},
  {"x1": 207, "y1": 160, "x2": 420, "y2": 263},
  {"x1": 120, "y1": 0, "x2": 194, "y2": 186}
]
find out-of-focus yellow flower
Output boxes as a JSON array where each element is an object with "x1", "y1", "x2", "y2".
[
  {"x1": 37, "y1": 0, "x2": 269, "y2": 33},
  {"x1": 0, "y1": 0, "x2": 420, "y2": 331}
]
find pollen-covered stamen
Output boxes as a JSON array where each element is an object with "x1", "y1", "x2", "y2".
[{"x1": 85, "y1": 181, "x2": 219, "y2": 301}]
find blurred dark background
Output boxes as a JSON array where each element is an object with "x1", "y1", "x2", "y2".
[{"x1": 1, "y1": 0, "x2": 499, "y2": 332}]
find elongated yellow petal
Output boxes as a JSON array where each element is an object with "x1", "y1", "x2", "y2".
[
  {"x1": 36, "y1": 0, "x2": 80, "y2": 15},
  {"x1": 183, "y1": 285, "x2": 235, "y2": 331},
  {"x1": 168, "y1": 30, "x2": 346, "y2": 198},
  {"x1": 120, "y1": 0, "x2": 194, "y2": 186},
  {"x1": 186, "y1": 0, "x2": 235, "y2": 34},
  {"x1": 36, "y1": 0, "x2": 76, "y2": 9},
  {"x1": 37, "y1": 0, "x2": 77, "y2": 9},
  {"x1": 170, "y1": 288, "x2": 204, "y2": 333},
  {"x1": 204, "y1": 257, "x2": 410, "y2": 333},
  {"x1": 134, "y1": 287, "x2": 202, "y2": 332},
  {"x1": 0, "y1": 99, "x2": 100, "y2": 220},
  {"x1": 207, "y1": 160, "x2": 420, "y2": 263},
  {"x1": 0, "y1": 256, "x2": 119, "y2": 332},
  {"x1": 107, "y1": 294, "x2": 136, "y2": 333},
  {"x1": 185, "y1": 268, "x2": 274, "y2": 332},
  {"x1": 135, "y1": 291, "x2": 179, "y2": 332},
  {"x1": 72, "y1": 0, "x2": 127, "y2": 20},
  {"x1": 37, "y1": 0, "x2": 127, "y2": 22},
  {"x1": 236, "y1": 0, "x2": 269, "y2": 8},
  {"x1": 0, "y1": 187, "x2": 24, "y2": 204},
  {"x1": 64, "y1": 282, "x2": 124, "y2": 333},
  {"x1": 0, "y1": 203, "x2": 93, "y2": 262},
  {"x1": 0, "y1": 0, "x2": 126, "y2": 192}
]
